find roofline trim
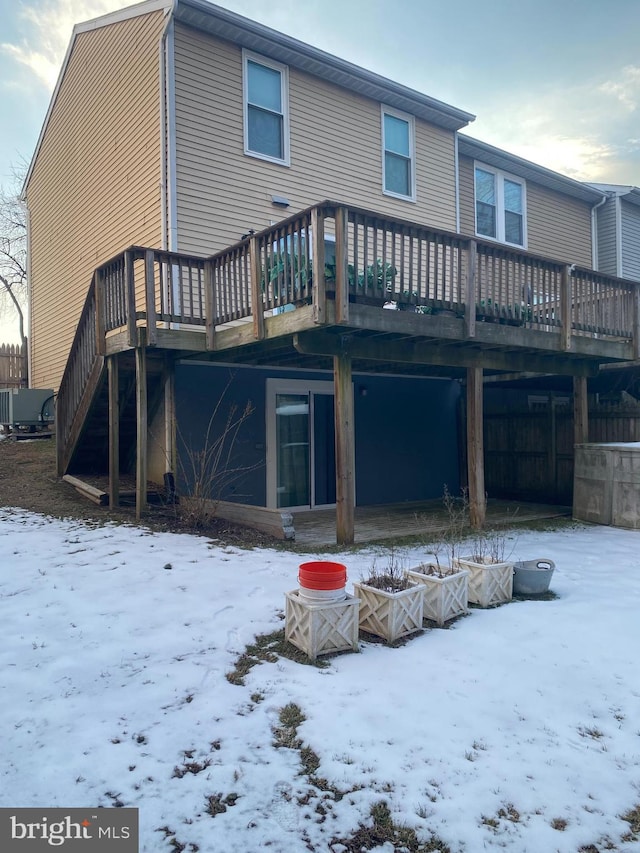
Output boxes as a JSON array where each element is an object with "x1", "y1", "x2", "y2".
[
  {"x1": 458, "y1": 134, "x2": 606, "y2": 203},
  {"x1": 175, "y1": 0, "x2": 475, "y2": 129}
]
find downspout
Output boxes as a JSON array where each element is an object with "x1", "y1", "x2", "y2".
[
  {"x1": 160, "y1": 1, "x2": 178, "y2": 252},
  {"x1": 590, "y1": 191, "x2": 607, "y2": 271},
  {"x1": 159, "y1": 3, "x2": 179, "y2": 485},
  {"x1": 454, "y1": 131, "x2": 460, "y2": 233}
]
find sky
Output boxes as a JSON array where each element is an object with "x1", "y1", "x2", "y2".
[
  {"x1": 1, "y1": 504, "x2": 640, "y2": 851},
  {"x1": 0, "y1": 0, "x2": 640, "y2": 340}
]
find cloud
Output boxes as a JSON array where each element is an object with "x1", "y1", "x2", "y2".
[
  {"x1": 1, "y1": 1, "x2": 131, "y2": 91},
  {"x1": 599, "y1": 65, "x2": 640, "y2": 113},
  {"x1": 471, "y1": 64, "x2": 640, "y2": 185}
]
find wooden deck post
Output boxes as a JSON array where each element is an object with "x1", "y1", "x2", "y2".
[
  {"x1": 94, "y1": 271, "x2": 106, "y2": 356},
  {"x1": 466, "y1": 366, "x2": 486, "y2": 529},
  {"x1": 249, "y1": 236, "x2": 265, "y2": 340},
  {"x1": 573, "y1": 375, "x2": 589, "y2": 446},
  {"x1": 136, "y1": 333, "x2": 148, "y2": 521},
  {"x1": 145, "y1": 249, "x2": 157, "y2": 346},
  {"x1": 334, "y1": 207, "x2": 349, "y2": 324},
  {"x1": 125, "y1": 250, "x2": 137, "y2": 348},
  {"x1": 108, "y1": 355, "x2": 120, "y2": 509},
  {"x1": 633, "y1": 283, "x2": 640, "y2": 361},
  {"x1": 560, "y1": 265, "x2": 572, "y2": 352},
  {"x1": 334, "y1": 350, "x2": 355, "y2": 545},
  {"x1": 204, "y1": 259, "x2": 216, "y2": 351},
  {"x1": 465, "y1": 239, "x2": 477, "y2": 339},
  {"x1": 311, "y1": 206, "x2": 326, "y2": 324}
]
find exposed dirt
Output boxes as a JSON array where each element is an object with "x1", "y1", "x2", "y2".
[{"x1": 0, "y1": 431, "x2": 277, "y2": 548}]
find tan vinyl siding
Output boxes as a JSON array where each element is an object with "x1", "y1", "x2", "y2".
[
  {"x1": 26, "y1": 11, "x2": 165, "y2": 390},
  {"x1": 458, "y1": 154, "x2": 476, "y2": 238},
  {"x1": 173, "y1": 25, "x2": 457, "y2": 256},
  {"x1": 527, "y1": 183, "x2": 592, "y2": 266},
  {"x1": 459, "y1": 154, "x2": 593, "y2": 266}
]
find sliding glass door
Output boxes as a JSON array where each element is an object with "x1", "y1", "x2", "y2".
[{"x1": 268, "y1": 380, "x2": 336, "y2": 510}]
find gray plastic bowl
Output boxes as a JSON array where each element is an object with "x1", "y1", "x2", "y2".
[{"x1": 513, "y1": 559, "x2": 555, "y2": 595}]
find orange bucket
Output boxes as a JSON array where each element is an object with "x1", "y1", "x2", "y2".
[{"x1": 298, "y1": 561, "x2": 347, "y2": 591}]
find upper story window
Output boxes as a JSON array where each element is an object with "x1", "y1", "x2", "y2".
[
  {"x1": 243, "y1": 51, "x2": 290, "y2": 165},
  {"x1": 475, "y1": 164, "x2": 526, "y2": 247},
  {"x1": 382, "y1": 107, "x2": 415, "y2": 201}
]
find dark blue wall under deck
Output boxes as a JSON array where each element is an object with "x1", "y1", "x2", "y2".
[{"x1": 174, "y1": 363, "x2": 461, "y2": 508}]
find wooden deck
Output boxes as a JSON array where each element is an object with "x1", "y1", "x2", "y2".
[{"x1": 293, "y1": 499, "x2": 571, "y2": 547}]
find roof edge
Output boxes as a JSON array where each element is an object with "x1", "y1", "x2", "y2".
[
  {"x1": 175, "y1": 0, "x2": 475, "y2": 130},
  {"x1": 458, "y1": 134, "x2": 606, "y2": 204}
]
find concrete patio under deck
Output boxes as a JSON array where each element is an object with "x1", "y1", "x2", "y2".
[{"x1": 292, "y1": 499, "x2": 571, "y2": 547}]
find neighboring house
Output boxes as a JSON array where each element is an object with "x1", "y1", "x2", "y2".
[
  {"x1": 590, "y1": 184, "x2": 640, "y2": 282},
  {"x1": 23, "y1": 0, "x2": 640, "y2": 542}
]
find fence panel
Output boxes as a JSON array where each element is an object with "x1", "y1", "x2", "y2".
[{"x1": 0, "y1": 342, "x2": 27, "y2": 388}]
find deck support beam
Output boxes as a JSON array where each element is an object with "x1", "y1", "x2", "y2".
[
  {"x1": 573, "y1": 375, "x2": 589, "y2": 446},
  {"x1": 466, "y1": 366, "x2": 486, "y2": 529},
  {"x1": 333, "y1": 350, "x2": 355, "y2": 545},
  {"x1": 136, "y1": 336, "x2": 148, "y2": 521},
  {"x1": 107, "y1": 354, "x2": 119, "y2": 509}
]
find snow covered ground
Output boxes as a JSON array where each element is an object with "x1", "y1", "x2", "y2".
[{"x1": 1, "y1": 507, "x2": 639, "y2": 852}]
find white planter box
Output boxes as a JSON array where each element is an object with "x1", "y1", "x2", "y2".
[
  {"x1": 285, "y1": 590, "x2": 360, "y2": 661},
  {"x1": 406, "y1": 567, "x2": 469, "y2": 626},
  {"x1": 454, "y1": 557, "x2": 513, "y2": 608},
  {"x1": 352, "y1": 582, "x2": 424, "y2": 643}
]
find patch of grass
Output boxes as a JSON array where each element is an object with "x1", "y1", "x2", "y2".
[
  {"x1": 272, "y1": 702, "x2": 360, "y2": 804},
  {"x1": 272, "y1": 702, "x2": 305, "y2": 751},
  {"x1": 497, "y1": 804, "x2": 521, "y2": 823},
  {"x1": 225, "y1": 629, "x2": 329, "y2": 686},
  {"x1": 330, "y1": 801, "x2": 451, "y2": 852},
  {"x1": 172, "y1": 758, "x2": 212, "y2": 779},
  {"x1": 512, "y1": 589, "x2": 559, "y2": 602},
  {"x1": 578, "y1": 726, "x2": 605, "y2": 740},
  {"x1": 550, "y1": 817, "x2": 568, "y2": 831},
  {"x1": 205, "y1": 792, "x2": 239, "y2": 818},
  {"x1": 621, "y1": 803, "x2": 640, "y2": 840}
]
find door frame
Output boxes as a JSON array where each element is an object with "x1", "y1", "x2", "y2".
[{"x1": 266, "y1": 378, "x2": 336, "y2": 511}]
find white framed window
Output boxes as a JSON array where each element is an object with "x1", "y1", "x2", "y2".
[
  {"x1": 382, "y1": 106, "x2": 415, "y2": 201},
  {"x1": 243, "y1": 50, "x2": 290, "y2": 165},
  {"x1": 474, "y1": 163, "x2": 526, "y2": 247}
]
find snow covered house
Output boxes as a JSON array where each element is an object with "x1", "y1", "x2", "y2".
[{"x1": 23, "y1": 0, "x2": 640, "y2": 542}]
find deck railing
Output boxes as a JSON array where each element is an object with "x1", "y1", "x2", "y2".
[
  {"x1": 57, "y1": 200, "x2": 640, "y2": 472},
  {"x1": 90, "y1": 202, "x2": 639, "y2": 348}
]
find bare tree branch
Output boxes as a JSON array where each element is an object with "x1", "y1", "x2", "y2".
[{"x1": 0, "y1": 161, "x2": 28, "y2": 347}]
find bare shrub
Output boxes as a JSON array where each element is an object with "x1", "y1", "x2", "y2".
[{"x1": 176, "y1": 375, "x2": 261, "y2": 529}]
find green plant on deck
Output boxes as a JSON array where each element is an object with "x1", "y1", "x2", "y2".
[
  {"x1": 262, "y1": 249, "x2": 311, "y2": 298},
  {"x1": 477, "y1": 297, "x2": 532, "y2": 323},
  {"x1": 324, "y1": 258, "x2": 397, "y2": 292}
]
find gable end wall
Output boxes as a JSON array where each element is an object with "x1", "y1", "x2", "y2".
[{"x1": 26, "y1": 10, "x2": 166, "y2": 390}]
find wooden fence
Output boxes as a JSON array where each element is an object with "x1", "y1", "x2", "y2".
[
  {"x1": 485, "y1": 402, "x2": 640, "y2": 504},
  {"x1": 0, "y1": 342, "x2": 27, "y2": 388}
]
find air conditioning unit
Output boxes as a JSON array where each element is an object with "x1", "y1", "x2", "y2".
[{"x1": 0, "y1": 388, "x2": 55, "y2": 434}]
